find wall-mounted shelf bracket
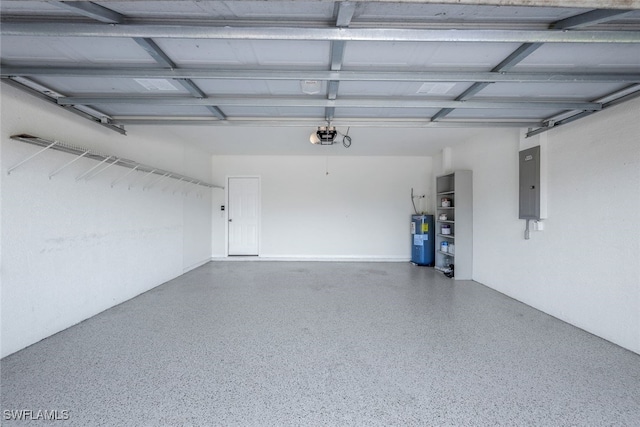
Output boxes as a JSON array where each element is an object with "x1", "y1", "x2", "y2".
[
  {"x1": 85, "y1": 156, "x2": 119, "y2": 181},
  {"x1": 173, "y1": 178, "x2": 188, "y2": 195},
  {"x1": 49, "y1": 149, "x2": 90, "y2": 179},
  {"x1": 165, "y1": 177, "x2": 184, "y2": 193},
  {"x1": 8, "y1": 140, "x2": 59, "y2": 175},
  {"x1": 129, "y1": 168, "x2": 156, "y2": 190},
  {"x1": 9, "y1": 134, "x2": 224, "y2": 191},
  {"x1": 76, "y1": 156, "x2": 112, "y2": 181},
  {"x1": 111, "y1": 164, "x2": 139, "y2": 188},
  {"x1": 184, "y1": 180, "x2": 200, "y2": 196},
  {"x1": 144, "y1": 172, "x2": 171, "y2": 191}
]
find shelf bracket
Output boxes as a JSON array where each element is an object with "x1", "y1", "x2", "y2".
[
  {"x1": 144, "y1": 172, "x2": 171, "y2": 191},
  {"x1": 9, "y1": 134, "x2": 223, "y2": 189},
  {"x1": 49, "y1": 149, "x2": 90, "y2": 179},
  {"x1": 175, "y1": 179, "x2": 190, "y2": 195},
  {"x1": 165, "y1": 176, "x2": 184, "y2": 193},
  {"x1": 129, "y1": 168, "x2": 156, "y2": 190},
  {"x1": 76, "y1": 156, "x2": 112, "y2": 181},
  {"x1": 8, "y1": 140, "x2": 59, "y2": 175},
  {"x1": 184, "y1": 180, "x2": 200, "y2": 196},
  {"x1": 85, "y1": 157, "x2": 119, "y2": 181},
  {"x1": 111, "y1": 164, "x2": 139, "y2": 188}
]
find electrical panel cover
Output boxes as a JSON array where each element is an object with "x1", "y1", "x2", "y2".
[{"x1": 519, "y1": 146, "x2": 541, "y2": 220}]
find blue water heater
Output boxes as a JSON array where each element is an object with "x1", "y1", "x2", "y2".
[{"x1": 411, "y1": 215, "x2": 435, "y2": 266}]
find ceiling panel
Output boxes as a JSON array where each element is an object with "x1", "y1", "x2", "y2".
[
  {"x1": 446, "y1": 107, "x2": 563, "y2": 120},
  {"x1": 476, "y1": 82, "x2": 632, "y2": 100},
  {"x1": 217, "y1": 106, "x2": 326, "y2": 118},
  {"x1": 193, "y1": 79, "x2": 327, "y2": 96},
  {"x1": 334, "y1": 107, "x2": 442, "y2": 118},
  {"x1": 0, "y1": 1, "x2": 72, "y2": 16},
  {"x1": 0, "y1": 36, "x2": 156, "y2": 65},
  {"x1": 156, "y1": 39, "x2": 331, "y2": 68},
  {"x1": 338, "y1": 81, "x2": 471, "y2": 97},
  {"x1": 30, "y1": 76, "x2": 191, "y2": 96},
  {"x1": 355, "y1": 3, "x2": 581, "y2": 25},
  {"x1": 104, "y1": 0, "x2": 336, "y2": 21},
  {"x1": 342, "y1": 41, "x2": 523, "y2": 70},
  {"x1": 1, "y1": 0, "x2": 639, "y2": 139},
  {"x1": 600, "y1": 10, "x2": 640, "y2": 24},
  {"x1": 514, "y1": 44, "x2": 640, "y2": 71},
  {"x1": 97, "y1": 104, "x2": 215, "y2": 117}
]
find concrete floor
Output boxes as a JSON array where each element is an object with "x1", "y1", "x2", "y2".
[{"x1": 1, "y1": 261, "x2": 639, "y2": 426}]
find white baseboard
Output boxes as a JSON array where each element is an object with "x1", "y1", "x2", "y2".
[
  {"x1": 210, "y1": 255, "x2": 409, "y2": 263},
  {"x1": 183, "y1": 258, "x2": 212, "y2": 273}
]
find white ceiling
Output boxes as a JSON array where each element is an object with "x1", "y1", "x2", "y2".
[{"x1": 1, "y1": 0, "x2": 639, "y2": 156}]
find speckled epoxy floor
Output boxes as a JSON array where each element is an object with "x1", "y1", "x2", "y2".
[{"x1": 2, "y1": 262, "x2": 639, "y2": 426}]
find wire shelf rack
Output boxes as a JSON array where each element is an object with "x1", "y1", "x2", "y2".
[{"x1": 9, "y1": 134, "x2": 223, "y2": 190}]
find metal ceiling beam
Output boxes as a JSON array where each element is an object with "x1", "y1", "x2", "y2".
[
  {"x1": 130, "y1": 43, "x2": 227, "y2": 119},
  {"x1": 517, "y1": 9, "x2": 640, "y2": 133},
  {"x1": 3, "y1": 23, "x2": 640, "y2": 43},
  {"x1": 430, "y1": 8, "x2": 636, "y2": 122},
  {"x1": 431, "y1": 82, "x2": 493, "y2": 120},
  {"x1": 57, "y1": 95, "x2": 602, "y2": 110},
  {"x1": 526, "y1": 83, "x2": 640, "y2": 137},
  {"x1": 111, "y1": 117, "x2": 542, "y2": 128},
  {"x1": 2, "y1": 79, "x2": 126, "y2": 135},
  {"x1": 133, "y1": 38, "x2": 176, "y2": 69},
  {"x1": 205, "y1": 106, "x2": 227, "y2": 120},
  {"x1": 35, "y1": 0, "x2": 640, "y2": 8},
  {"x1": 34, "y1": 0, "x2": 640, "y2": 10},
  {"x1": 174, "y1": 78, "x2": 205, "y2": 98},
  {"x1": 491, "y1": 42, "x2": 544, "y2": 72},
  {"x1": 327, "y1": 81, "x2": 340, "y2": 100},
  {"x1": 335, "y1": 2, "x2": 357, "y2": 28},
  {"x1": 326, "y1": 2, "x2": 357, "y2": 122},
  {"x1": 325, "y1": 107, "x2": 336, "y2": 122},
  {"x1": 5, "y1": 17, "x2": 636, "y2": 32},
  {"x1": 551, "y1": 9, "x2": 636, "y2": 30},
  {"x1": 5, "y1": 66, "x2": 638, "y2": 84},
  {"x1": 48, "y1": 2, "x2": 228, "y2": 121},
  {"x1": 330, "y1": 41, "x2": 347, "y2": 72},
  {"x1": 174, "y1": 79, "x2": 227, "y2": 120},
  {"x1": 431, "y1": 43, "x2": 542, "y2": 121},
  {"x1": 130, "y1": 39, "x2": 228, "y2": 120},
  {"x1": 46, "y1": 1, "x2": 125, "y2": 24}
]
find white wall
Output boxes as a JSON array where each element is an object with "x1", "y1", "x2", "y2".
[
  {"x1": 0, "y1": 84, "x2": 213, "y2": 358},
  {"x1": 447, "y1": 99, "x2": 640, "y2": 354},
  {"x1": 211, "y1": 155, "x2": 433, "y2": 260}
]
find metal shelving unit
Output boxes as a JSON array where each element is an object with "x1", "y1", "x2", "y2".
[{"x1": 435, "y1": 170, "x2": 472, "y2": 280}]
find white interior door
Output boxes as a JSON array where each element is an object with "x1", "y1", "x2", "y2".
[{"x1": 228, "y1": 177, "x2": 260, "y2": 256}]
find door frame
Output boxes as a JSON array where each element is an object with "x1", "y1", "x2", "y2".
[{"x1": 225, "y1": 175, "x2": 261, "y2": 257}]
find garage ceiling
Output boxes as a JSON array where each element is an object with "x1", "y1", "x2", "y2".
[{"x1": 1, "y1": 0, "x2": 640, "y2": 139}]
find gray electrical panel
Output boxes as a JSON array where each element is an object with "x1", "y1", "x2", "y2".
[{"x1": 519, "y1": 146, "x2": 541, "y2": 220}]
